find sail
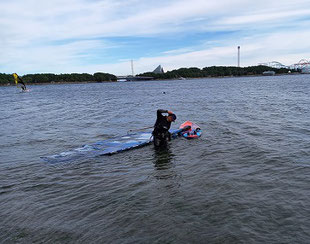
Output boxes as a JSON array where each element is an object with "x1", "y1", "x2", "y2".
[{"x1": 13, "y1": 73, "x2": 26, "y2": 90}]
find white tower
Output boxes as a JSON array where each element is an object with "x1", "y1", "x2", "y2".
[
  {"x1": 131, "y1": 60, "x2": 134, "y2": 76},
  {"x1": 238, "y1": 46, "x2": 240, "y2": 67}
]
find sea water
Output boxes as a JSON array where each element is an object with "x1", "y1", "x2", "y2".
[{"x1": 0, "y1": 75, "x2": 309, "y2": 243}]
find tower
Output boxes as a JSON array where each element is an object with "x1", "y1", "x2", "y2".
[
  {"x1": 237, "y1": 46, "x2": 240, "y2": 67},
  {"x1": 131, "y1": 60, "x2": 134, "y2": 76}
]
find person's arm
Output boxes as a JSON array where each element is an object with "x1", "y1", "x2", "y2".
[
  {"x1": 157, "y1": 109, "x2": 168, "y2": 113},
  {"x1": 157, "y1": 109, "x2": 168, "y2": 117},
  {"x1": 157, "y1": 109, "x2": 174, "y2": 114}
]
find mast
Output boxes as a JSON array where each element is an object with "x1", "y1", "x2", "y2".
[{"x1": 131, "y1": 60, "x2": 134, "y2": 76}]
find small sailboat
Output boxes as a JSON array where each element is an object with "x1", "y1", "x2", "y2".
[{"x1": 13, "y1": 73, "x2": 29, "y2": 92}]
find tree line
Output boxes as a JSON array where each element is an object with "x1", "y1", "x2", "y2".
[
  {"x1": 0, "y1": 72, "x2": 117, "y2": 85},
  {"x1": 0, "y1": 65, "x2": 298, "y2": 85},
  {"x1": 137, "y1": 65, "x2": 296, "y2": 79}
]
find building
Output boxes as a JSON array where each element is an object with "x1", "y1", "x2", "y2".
[{"x1": 153, "y1": 65, "x2": 164, "y2": 74}]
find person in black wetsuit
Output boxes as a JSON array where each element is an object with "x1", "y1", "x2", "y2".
[{"x1": 152, "y1": 109, "x2": 177, "y2": 147}]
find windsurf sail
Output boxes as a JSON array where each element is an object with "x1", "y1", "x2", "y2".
[
  {"x1": 13, "y1": 73, "x2": 27, "y2": 91},
  {"x1": 179, "y1": 121, "x2": 202, "y2": 139},
  {"x1": 41, "y1": 127, "x2": 190, "y2": 164}
]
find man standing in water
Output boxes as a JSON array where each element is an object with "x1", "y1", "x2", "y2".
[{"x1": 152, "y1": 109, "x2": 177, "y2": 147}]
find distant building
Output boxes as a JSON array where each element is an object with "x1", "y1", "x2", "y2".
[{"x1": 153, "y1": 65, "x2": 164, "y2": 74}]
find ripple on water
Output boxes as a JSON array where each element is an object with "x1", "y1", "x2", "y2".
[{"x1": 0, "y1": 76, "x2": 310, "y2": 243}]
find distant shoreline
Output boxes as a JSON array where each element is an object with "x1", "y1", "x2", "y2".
[
  {"x1": 0, "y1": 80, "x2": 115, "y2": 87},
  {"x1": 1, "y1": 65, "x2": 302, "y2": 86},
  {"x1": 0, "y1": 72, "x2": 304, "y2": 87}
]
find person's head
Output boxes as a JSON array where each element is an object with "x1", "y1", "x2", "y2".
[{"x1": 167, "y1": 113, "x2": 177, "y2": 122}]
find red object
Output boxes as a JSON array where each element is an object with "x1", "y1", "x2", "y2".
[{"x1": 179, "y1": 121, "x2": 202, "y2": 139}]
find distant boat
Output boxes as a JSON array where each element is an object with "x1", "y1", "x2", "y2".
[
  {"x1": 262, "y1": 71, "x2": 275, "y2": 76},
  {"x1": 117, "y1": 78, "x2": 127, "y2": 82},
  {"x1": 178, "y1": 77, "x2": 186, "y2": 80}
]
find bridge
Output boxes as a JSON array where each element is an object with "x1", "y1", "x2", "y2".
[{"x1": 117, "y1": 75, "x2": 154, "y2": 82}]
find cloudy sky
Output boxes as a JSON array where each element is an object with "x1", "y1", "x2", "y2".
[{"x1": 1, "y1": 0, "x2": 310, "y2": 75}]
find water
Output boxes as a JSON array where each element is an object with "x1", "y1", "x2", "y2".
[{"x1": 1, "y1": 75, "x2": 309, "y2": 243}]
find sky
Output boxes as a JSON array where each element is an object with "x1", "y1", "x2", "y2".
[{"x1": 1, "y1": 0, "x2": 310, "y2": 75}]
